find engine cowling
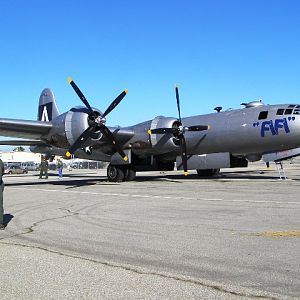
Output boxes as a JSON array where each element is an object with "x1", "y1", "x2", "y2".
[
  {"x1": 48, "y1": 107, "x2": 103, "y2": 148},
  {"x1": 149, "y1": 116, "x2": 181, "y2": 154}
]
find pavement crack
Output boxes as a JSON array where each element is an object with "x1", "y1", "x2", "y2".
[
  {"x1": 0, "y1": 241, "x2": 277, "y2": 300},
  {"x1": 0, "y1": 210, "x2": 77, "y2": 241}
]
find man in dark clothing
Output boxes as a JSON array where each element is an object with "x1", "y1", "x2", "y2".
[
  {"x1": 0, "y1": 158, "x2": 5, "y2": 230},
  {"x1": 39, "y1": 156, "x2": 48, "y2": 179}
]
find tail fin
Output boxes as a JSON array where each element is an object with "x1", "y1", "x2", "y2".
[{"x1": 38, "y1": 88, "x2": 60, "y2": 121}]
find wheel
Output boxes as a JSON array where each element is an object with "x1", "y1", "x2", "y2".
[
  {"x1": 107, "y1": 164, "x2": 124, "y2": 182},
  {"x1": 8, "y1": 171, "x2": 12, "y2": 175},
  {"x1": 197, "y1": 168, "x2": 220, "y2": 177},
  {"x1": 124, "y1": 168, "x2": 136, "y2": 181},
  {"x1": 23, "y1": 170, "x2": 28, "y2": 174}
]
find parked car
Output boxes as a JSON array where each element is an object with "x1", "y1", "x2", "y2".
[
  {"x1": 4, "y1": 164, "x2": 28, "y2": 175},
  {"x1": 20, "y1": 161, "x2": 40, "y2": 171}
]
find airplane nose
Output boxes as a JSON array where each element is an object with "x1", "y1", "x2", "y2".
[{"x1": 290, "y1": 112, "x2": 300, "y2": 138}]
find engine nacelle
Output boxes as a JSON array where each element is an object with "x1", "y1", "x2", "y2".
[
  {"x1": 47, "y1": 107, "x2": 102, "y2": 149},
  {"x1": 149, "y1": 116, "x2": 180, "y2": 154}
]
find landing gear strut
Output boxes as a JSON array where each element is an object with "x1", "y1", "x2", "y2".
[{"x1": 107, "y1": 164, "x2": 136, "y2": 182}]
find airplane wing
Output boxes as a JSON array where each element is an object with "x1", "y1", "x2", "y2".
[
  {"x1": 0, "y1": 139, "x2": 45, "y2": 146},
  {"x1": 0, "y1": 118, "x2": 52, "y2": 140}
]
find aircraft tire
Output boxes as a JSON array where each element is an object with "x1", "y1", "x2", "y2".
[
  {"x1": 124, "y1": 168, "x2": 136, "y2": 181},
  {"x1": 107, "y1": 164, "x2": 124, "y2": 182},
  {"x1": 196, "y1": 168, "x2": 220, "y2": 177}
]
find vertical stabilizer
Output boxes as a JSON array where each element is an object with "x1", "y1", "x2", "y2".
[{"x1": 38, "y1": 88, "x2": 60, "y2": 121}]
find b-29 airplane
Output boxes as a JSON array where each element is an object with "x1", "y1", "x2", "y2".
[{"x1": 0, "y1": 78, "x2": 300, "y2": 181}]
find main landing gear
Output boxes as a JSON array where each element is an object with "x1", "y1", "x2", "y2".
[
  {"x1": 196, "y1": 168, "x2": 220, "y2": 177},
  {"x1": 107, "y1": 164, "x2": 136, "y2": 182}
]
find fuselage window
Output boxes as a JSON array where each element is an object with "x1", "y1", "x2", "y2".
[
  {"x1": 258, "y1": 111, "x2": 268, "y2": 120},
  {"x1": 284, "y1": 109, "x2": 293, "y2": 114},
  {"x1": 276, "y1": 109, "x2": 284, "y2": 115},
  {"x1": 288, "y1": 104, "x2": 296, "y2": 108}
]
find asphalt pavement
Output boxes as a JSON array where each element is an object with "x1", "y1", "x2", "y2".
[{"x1": 0, "y1": 162, "x2": 300, "y2": 299}]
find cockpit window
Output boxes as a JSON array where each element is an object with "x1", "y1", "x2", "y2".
[
  {"x1": 277, "y1": 109, "x2": 284, "y2": 115},
  {"x1": 284, "y1": 109, "x2": 293, "y2": 114},
  {"x1": 258, "y1": 111, "x2": 268, "y2": 120},
  {"x1": 293, "y1": 109, "x2": 300, "y2": 115},
  {"x1": 277, "y1": 106, "x2": 300, "y2": 115}
]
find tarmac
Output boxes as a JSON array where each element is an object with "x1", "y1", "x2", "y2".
[{"x1": 0, "y1": 161, "x2": 300, "y2": 299}]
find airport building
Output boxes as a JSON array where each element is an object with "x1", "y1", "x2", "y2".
[
  {"x1": 0, "y1": 150, "x2": 106, "y2": 169},
  {"x1": 0, "y1": 151, "x2": 42, "y2": 163}
]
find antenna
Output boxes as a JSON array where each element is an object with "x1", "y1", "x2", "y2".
[{"x1": 214, "y1": 106, "x2": 222, "y2": 113}]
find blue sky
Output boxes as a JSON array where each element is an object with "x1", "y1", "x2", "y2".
[{"x1": 1, "y1": 0, "x2": 300, "y2": 129}]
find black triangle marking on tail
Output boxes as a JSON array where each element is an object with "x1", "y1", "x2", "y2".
[{"x1": 38, "y1": 102, "x2": 53, "y2": 122}]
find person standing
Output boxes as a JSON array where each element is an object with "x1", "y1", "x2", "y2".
[
  {"x1": 0, "y1": 158, "x2": 5, "y2": 230},
  {"x1": 57, "y1": 159, "x2": 63, "y2": 179},
  {"x1": 39, "y1": 156, "x2": 48, "y2": 179}
]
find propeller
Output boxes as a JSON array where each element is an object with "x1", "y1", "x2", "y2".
[
  {"x1": 65, "y1": 77, "x2": 128, "y2": 161},
  {"x1": 148, "y1": 85, "x2": 210, "y2": 176}
]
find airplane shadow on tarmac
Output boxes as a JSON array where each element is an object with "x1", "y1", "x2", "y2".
[
  {"x1": 5, "y1": 174, "x2": 119, "y2": 189},
  {"x1": 4, "y1": 170, "x2": 287, "y2": 188}
]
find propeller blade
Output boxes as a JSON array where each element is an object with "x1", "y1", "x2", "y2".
[
  {"x1": 175, "y1": 85, "x2": 182, "y2": 123},
  {"x1": 148, "y1": 128, "x2": 176, "y2": 135},
  {"x1": 100, "y1": 125, "x2": 128, "y2": 161},
  {"x1": 102, "y1": 90, "x2": 128, "y2": 118},
  {"x1": 180, "y1": 135, "x2": 188, "y2": 176},
  {"x1": 67, "y1": 77, "x2": 94, "y2": 114},
  {"x1": 186, "y1": 125, "x2": 210, "y2": 131},
  {"x1": 66, "y1": 126, "x2": 94, "y2": 157}
]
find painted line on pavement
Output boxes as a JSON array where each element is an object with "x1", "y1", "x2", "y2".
[{"x1": 8, "y1": 187, "x2": 300, "y2": 205}]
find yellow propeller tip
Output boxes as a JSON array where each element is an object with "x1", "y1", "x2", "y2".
[
  {"x1": 147, "y1": 129, "x2": 152, "y2": 134},
  {"x1": 67, "y1": 77, "x2": 73, "y2": 83},
  {"x1": 65, "y1": 151, "x2": 71, "y2": 158},
  {"x1": 175, "y1": 84, "x2": 179, "y2": 88},
  {"x1": 184, "y1": 172, "x2": 188, "y2": 176},
  {"x1": 123, "y1": 156, "x2": 128, "y2": 161},
  {"x1": 208, "y1": 125, "x2": 211, "y2": 129},
  {"x1": 125, "y1": 89, "x2": 128, "y2": 94}
]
